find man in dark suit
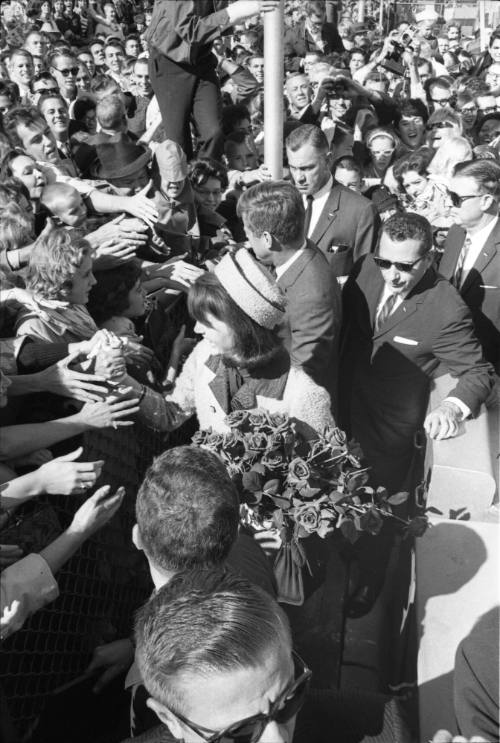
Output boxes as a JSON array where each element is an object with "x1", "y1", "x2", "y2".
[
  {"x1": 439, "y1": 159, "x2": 500, "y2": 374},
  {"x1": 341, "y1": 212, "x2": 494, "y2": 492},
  {"x1": 238, "y1": 180, "x2": 341, "y2": 400},
  {"x1": 286, "y1": 124, "x2": 379, "y2": 283},
  {"x1": 340, "y1": 213, "x2": 494, "y2": 616},
  {"x1": 284, "y1": 0, "x2": 344, "y2": 58}
]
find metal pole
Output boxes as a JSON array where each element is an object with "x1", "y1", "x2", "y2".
[
  {"x1": 379, "y1": 0, "x2": 384, "y2": 30},
  {"x1": 357, "y1": 0, "x2": 365, "y2": 23},
  {"x1": 479, "y1": 0, "x2": 486, "y2": 52},
  {"x1": 263, "y1": 0, "x2": 284, "y2": 179}
]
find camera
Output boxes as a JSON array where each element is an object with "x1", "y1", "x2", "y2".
[{"x1": 381, "y1": 24, "x2": 419, "y2": 76}]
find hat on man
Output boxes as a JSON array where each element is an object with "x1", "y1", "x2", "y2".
[
  {"x1": 154, "y1": 139, "x2": 188, "y2": 182},
  {"x1": 214, "y1": 249, "x2": 286, "y2": 329},
  {"x1": 367, "y1": 185, "x2": 399, "y2": 215},
  {"x1": 351, "y1": 23, "x2": 369, "y2": 35},
  {"x1": 89, "y1": 132, "x2": 151, "y2": 179}
]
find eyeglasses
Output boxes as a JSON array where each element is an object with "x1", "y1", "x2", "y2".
[
  {"x1": 56, "y1": 66, "x2": 78, "y2": 76},
  {"x1": 447, "y1": 191, "x2": 482, "y2": 207},
  {"x1": 426, "y1": 122, "x2": 453, "y2": 131},
  {"x1": 195, "y1": 187, "x2": 223, "y2": 198},
  {"x1": 166, "y1": 650, "x2": 311, "y2": 743},
  {"x1": 431, "y1": 97, "x2": 452, "y2": 106},
  {"x1": 373, "y1": 251, "x2": 430, "y2": 273},
  {"x1": 35, "y1": 86, "x2": 59, "y2": 94},
  {"x1": 479, "y1": 106, "x2": 498, "y2": 115}
]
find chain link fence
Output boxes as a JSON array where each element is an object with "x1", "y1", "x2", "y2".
[{"x1": 0, "y1": 296, "x2": 194, "y2": 742}]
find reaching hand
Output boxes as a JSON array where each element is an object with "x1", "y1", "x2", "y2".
[
  {"x1": 77, "y1": 395, "x2": 140, "y2": 429},
  {"x1": 424, "y1": 401, "x2": 462, "y2": 441},
  {"x1": 69, "y1": 484, "x2": 125, "y2": 536},
  {"x1": 92, "y1": 238, "x2": 137, "y2": 269},
  {"x1": 85, "y1": 637, "x2": 135, "y2": 692},
  {"x1": 37, "y1": 447, "x2": 104, "y2": 495},
  {"x1": 431, "y1": 731, "x2": 488, "y2": 742},
  {"x1": 10, "y1": 448, "x2": 53, "y2": 468},
  {"x1": 0, "y1": 545, "x2": 23, "y2": 568},
  {"x1": 1, "y1": 599, "x2": 22, "y2": 641},
  {"x1": 75, "y1": 329, "x2": 118, "y2": 357},
  {"x1": 121, "y1": 337, "x2": 155, "y2": 366},
  {"x1": 229, "y1": 0, "x2": 280, "y2": 24},
  {"x1": 124, "y1": 181, "x2": 158, "y2": 228},
  {"x1": 40, "y1": 349, "x2": 108, "y2": 402}
]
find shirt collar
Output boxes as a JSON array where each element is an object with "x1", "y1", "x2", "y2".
[{"x1": 467, "y1": 215, "x2": 498, "y2": 245}]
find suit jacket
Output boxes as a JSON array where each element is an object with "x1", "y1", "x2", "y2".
[
  {"x1": 277, "y1": 241, "x2": 342, "y2": 401},
  {"x1": 310, "y1": 183, "x2": 379, "y2": 278},
  {"x1": 340, "y1": 256, "x2": 494, "y2": 489},
  {"x1": 439, "y1": 221, "x2": 500, "y2": 373},
  {"x1": 284, "y1": 21, "x2": 344, "y2": 57}
]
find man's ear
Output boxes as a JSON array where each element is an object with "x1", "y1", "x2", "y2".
[
  {"x1": 132, "y1": 523, "x2": 142, "y2": 551},
  {"x1": 147, "y1": 697, "x2": 184, "y2": 739}
]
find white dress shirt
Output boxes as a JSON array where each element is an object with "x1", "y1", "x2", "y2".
[
  {"x1": 460, "y1": 216, "x2": 499, "y2": 284},
  {"x1": 304, "y1": 175, "x2": 333, "y2": 237}
]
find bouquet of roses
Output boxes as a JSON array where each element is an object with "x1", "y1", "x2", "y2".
[{"x1": 192, "y1": 410, "x2": 428, "y2": 544}]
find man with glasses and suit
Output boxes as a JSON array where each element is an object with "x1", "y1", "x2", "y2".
[
  {"x1": 440, "y1": 160, "x2": 500, "y2": 375},
  {"x1": 340, "y1": 212, "x2": 494, "y2": 616},
  {"x1": 132, "y1": 568, "x2": 410, "y2": 742},
  {"x1": 48, "y1": 50, "x2": 79, "y2": 105}
]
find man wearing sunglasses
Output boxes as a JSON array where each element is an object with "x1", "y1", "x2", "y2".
[
  {"x1": 133, "y1": 569, "x2": 410, "y2": 743},
  {"x1": 340, "y1": 213, "x2": 493, "y2": 616},
  {"x1": 439, "y1": 159, "x2": 500, "y2": 375},
  {"x1": 48, "y1": 50, "x2": 79, "y2": 105}
]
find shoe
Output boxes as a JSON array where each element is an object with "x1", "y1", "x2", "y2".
[{"x1": 346, "y1": 584, "x2": 379, "y2": 619}]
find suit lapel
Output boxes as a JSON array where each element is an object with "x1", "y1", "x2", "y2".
[
  {"x1": 440, "y1": 226, "x2": 465, "y2": 280},
  {"x1": 277, "y1": 241, "x2": 316, "y2": 289},
  {"x1": 372, "y1": 267, "x2": 435, "y2": 339},
  {"x1": 360, "y1": 256, "x2": 385, "y2": 330},
  {"x1": 310, "y1": 187, "x2": 340, "y2": 245},
  {"x1": 461, "y1": 223, "x2": 500, "y2": 295}
]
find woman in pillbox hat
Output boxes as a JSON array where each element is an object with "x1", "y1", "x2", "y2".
[{"x1": 126, "y1": 249, "x2": 334, "y2": 437}]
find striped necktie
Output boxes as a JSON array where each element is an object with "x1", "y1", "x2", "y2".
[
  {"x1": 375, "y1": 292, "x2": 397, "y2": 332},
  {"x1": 453, "y1": 236, "x2": 471, "y2": 288}
]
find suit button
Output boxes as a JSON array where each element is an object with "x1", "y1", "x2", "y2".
[{"x1": 209, "y1": 405, "x2": 216, "y2": 413}]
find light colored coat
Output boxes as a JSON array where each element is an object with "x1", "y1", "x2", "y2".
[{"x1": 145, "y1": 339, "x2": 334, "y2": 434}]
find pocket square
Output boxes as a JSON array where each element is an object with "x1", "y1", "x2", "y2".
[
  {"x1": 393, "y1": 336, "x2": 418, "y2": 346},
  {"x1": 479, "y1": 285, "x2": 499, "y2": 289}
]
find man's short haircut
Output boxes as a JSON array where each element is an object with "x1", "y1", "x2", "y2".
[
  {"x1": 237, "y1": 181, "x2": 305, "y2": 244},
  {"x1": 222, "y1": 103, "x2": 251, "y2": 135},
  {"x1": 135, "y1": 568, "x2": 292, "y2": 713},
  {"x1": 453, "y1": 159, "x2": 500, "y2": 198},
  {"x1": 305, "y1": 0, "x2": 326, "y2": 16},
  {"x1": 9, "y1": 48, "x2": 33, "y2": 64},
  {"x1": 3, "y1": 106, "x2": 46, "y2": 148},
  {"x1": 96, "y1": 94, "x2": 125, "y2": 129},
  {"x1": 91, "y1": 77, "x2": 121, "y2": 98},
  {"x1": 223, "y1": 130, "x2": 251, "y2": 158},
  {"x1": 73, "y1": 96, "x2": 96, "y2": 121},
  {"x1": 38, "y1": 91, "x2": 68, "y2": 111},
  {"x1": 349, "y1": 46, "x2": 368, "y2": 60},
  {"x1": 380, "y1": 213, "x2": 433, "y2": 255},
  {"x1": 334, "y1": 155, "x2": 362, "y2": 175},
  {"x1": 285, "y1": 123, "x2": 329, "y2": 154},
  {"x1": 135, "y1": 446, "x2": 240, "y2": 572},
  {"x1": 425, "y1": 75, "x2": 453, "y2": 99},
  {"x1": 104, "y1": 40, "x2": 125, "y2": 54},
  {"x1": 48, "y1": 50, "x2": 76, "y2": 68},
  {"x1": 394, "y1": 98, "x2": 429, "y2": 127}
]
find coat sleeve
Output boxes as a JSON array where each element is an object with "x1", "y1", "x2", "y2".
[
  {"x1": 353, "y1": 201, "x2": 379, "y2": 263},
  {"x1": 1, "y1": 554, "x2": 59, "y2": 639},
  {"x1": 431, "y1": 292, "x2": 494, "y2": 416},
  {"x1": 286, "y1": 368, "x2": 334, "y2": 436}
]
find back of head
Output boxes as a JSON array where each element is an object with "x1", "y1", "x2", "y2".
[
  {"x1": 40, "y1": 181, "x2": 77, "y2": 214},
  {"x1": 96, "y1": 93, "x2": 125, "y2": 131},
  {"x1": 26, "y1": 228, "x2": 91, "y2": 299},
  {"x1": 135, "y1": 446, "x2": 239, "y2": 573},
  {"x1": 237, "y1": 180, "x2": 305, "y2": 244},
  {"x1": 135, "y1": 567, "x2": 292, "y2": 712},
  {"x1": 428, "y1": 135, "x2": 472, "y2": 178},
  {"x1": 381, "y1": 212, "x2": 433, "y2": 254}
]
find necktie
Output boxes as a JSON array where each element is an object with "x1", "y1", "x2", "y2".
[
  {"x1": 375, "y1": 292, "x2": 397, "y2": 332},
  {"x1": 453, "y1": 236, "x2": 471, "y2": 289},
  {"x1": 304, "y1": 195, "x2": 314, "y2": 237}
]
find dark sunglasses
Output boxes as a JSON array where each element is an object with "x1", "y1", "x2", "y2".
[
  {"x1": 36, "y1": 86, "x2": 59, "y2": 94},
  {"x1": 426, "y1": 122, "x2": 453, "y2": 131},
  {"x1": 168, "y1": 650, "x2": 311, "y2": 743},
  {"x1": 447, "y1": 191, "x2": 481, "y2": 207},
  {"x1": 373, "y1": 252, "x2": 430, "y2": 273},
  {"x1": 56, "y1": 66, "x2": 78, "y2": 76}
]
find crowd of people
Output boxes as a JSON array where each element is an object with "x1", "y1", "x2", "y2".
[{"x1": 0, "y1": 0, "x2": 499, "y2": 741}]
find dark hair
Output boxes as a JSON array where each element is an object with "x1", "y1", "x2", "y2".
[
  {"x1": 3, "y1": 106, "x2": 46, "y2": 148},
  {"x1": 489, "y1": 30, "x2": 500, "y2": 47},
  {"x1": 380, "y1": 213, "x2": 433, "y2": 255},
  {"x1": 349, "y1": 47, "x2": 368, "y2": 61},
  {"x1": 285, "y1": 123, "x2": 329, "y2": 153},
  {"x1": 135, "y1": 568, "x2": 291, "y2": 712},
  {"x1": 237, "y1": 180, "x2": 305, "y2": 244},
  {"x1": 452, "y1": 159, "x2": 500, "y2": 197},
  {"x1": 222, "y1": 103, "x2": 250, "y2": 135},
  {"x1": 189, "y1": 158, "x2": 228, "y2": 191},
  {"x1": 0, "y1": 178, "x2": 31, "y2": 207},
  {"x1": 87, "y1": 262, "x2": 142, "y2": 325},
  {"x1": 425, "y1": 75, "x2": 453, "y2": 101},
  {"x1": 0, "y1": 80, "x2": 20, "y2": 106},
  {"x1": 475, "y1": 111, "x2": 500, "y2": 134},
  {"x1": 188, "y1": 272, "x2": 283, "y2": 369},
  {"x1": 136, "y1": 446, "x2": 239, "y2": 572},
  {"x1": 305, "y1": 0, "x2": 326, "y2": 15},
  {"x1": 334, "y1": 155, "x2": 361, "y2": 174},
  {"x1": 31, "y1": 71, "x2": 58, "y2": 92},
  {"x1": 73, "y1": 95, "x2": 96, "y2": 121},
  {"x1": 392, "y1": 149, "x2": 433, "y2": 186},
  {"x1": 104, "y1": 40, "x2": 125, "y2": 54},
  {"x1": 37, "y1": 91, "x2": 67, "y2": 111},
  {"x1": 48, "y1": 49, "x2": 76, "y2": 68}
]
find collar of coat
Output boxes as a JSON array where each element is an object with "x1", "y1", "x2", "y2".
[{"x1": 205, "y1": 350, "x2": 291, "y2": 413}]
